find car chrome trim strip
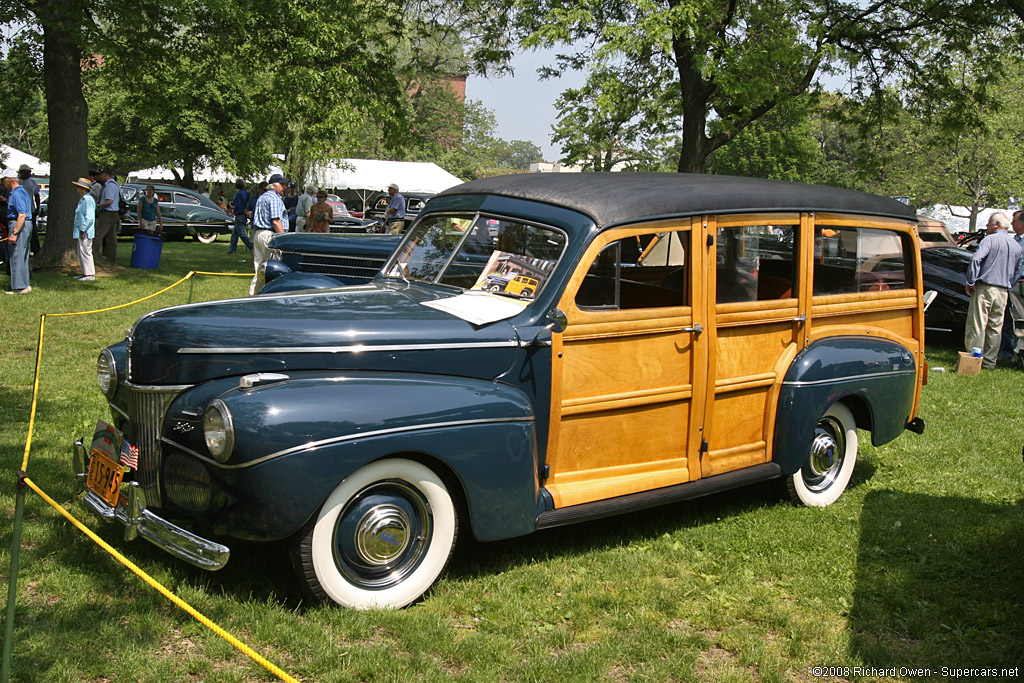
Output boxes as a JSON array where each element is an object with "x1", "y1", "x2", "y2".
[
  {"x1": 782, "y1": 369, "x2": 916, "y2": 387},
  {"x1": 176, "y1": 341, "x2": 520, "y2": 355},
  {"x1": 162, "y1": 416, "x2": 534, "y2": 470}
]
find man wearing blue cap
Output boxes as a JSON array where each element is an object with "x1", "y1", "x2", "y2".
[{"x1": 249, "y1": 173, "x2": 289, "y2": 295}]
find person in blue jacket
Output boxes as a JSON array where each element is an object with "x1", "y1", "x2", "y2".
[
  {"x1": 73, "y1": 177, "x2": 97, "y2": 281},
  {"x1": 3, "y1": 168, "x2": 33, "y2": 294}
]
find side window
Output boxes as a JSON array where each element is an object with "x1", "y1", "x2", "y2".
[
  {"x1": 155, "y1": 191, "x2": 173, "y2": 203},
  {"x1": 576, "y1": 231, "x2": 688, "y2": 310},
  {"x1": 813, "y1": 226, "x2": 912, "y2": 295},
  {"x1": 716, "y1": 225, "x2": 797, "y2": 304},
  {"x1": 174, "y1": 192, "x2": 200, "y2": 206}
]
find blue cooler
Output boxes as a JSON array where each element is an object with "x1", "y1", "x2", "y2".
[{"x1": 130, "y1": 233, "x2": 162, "y2": 269}]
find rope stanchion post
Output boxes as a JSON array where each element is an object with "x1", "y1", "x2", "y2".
[
  {"x1": 2, "y1": 472, "x2": 28, "y2": 683},
  {"x1": 188, "y1": 272, "x2": 196, "y2": 303}
]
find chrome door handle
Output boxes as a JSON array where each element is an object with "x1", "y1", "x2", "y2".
[
  {"x1": 792, "y1": 314, "x2": 807, "y2": 324},
  {"x1": 682, "y1": 323, "x2": 703, "y2": 337}
]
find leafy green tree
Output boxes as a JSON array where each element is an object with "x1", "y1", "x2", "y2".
[
  {"x1": 493, "y1": 139, "x2": 542, "y2": 170},
  {"x1": 551, "y1": 60, "x2": 676, "y2": 171},
  {"x1": 705, "y1": 95, "x2": 823, "y2": 183},
  {"x1": 0, "y1": 0, "x2": 411, "y2": 266},
  {"x1": 0, "y1": 33, "x2": 48, "y2": 156},
  {"x1": 0, "y1": 0, "x2": 191, "y2": 266},
  {"x1": 488, "y1": 0, "x2": 1018, "y2": 174},
  {"x1": 858, "y1": 59, "x2": 1024, "y2": 231}
]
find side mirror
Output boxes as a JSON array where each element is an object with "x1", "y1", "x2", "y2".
[
  {"x1": 531, "y1": 309, "x2": 568, "y2": 346},
  {"x1": 545, "y1": 308, "x2": 568, "y2": 334}
]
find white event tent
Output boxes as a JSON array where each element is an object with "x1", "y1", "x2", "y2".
[
  {"x1": 127, "y1": 158, "x2": 464, "y2": 206},
  {"x1": 310, "y1": 159, "x2": 464, "y2": 207},
  {"x1": 1, "y1": 144, "x2": 51, "y2": 176}
]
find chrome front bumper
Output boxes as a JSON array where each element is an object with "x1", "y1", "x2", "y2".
[{"x1": 73, "y1": 439, "x2": 230, "y2": 570}]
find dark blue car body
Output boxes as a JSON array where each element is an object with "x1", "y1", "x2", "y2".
[{"x1": 75, "y1": 173, "x2": 926, "y2": 609}]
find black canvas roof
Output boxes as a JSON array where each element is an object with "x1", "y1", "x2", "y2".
[{"x1": 440, "y1": 172, "x2": 917, "y2": 227}]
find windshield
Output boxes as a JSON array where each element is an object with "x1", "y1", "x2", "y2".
[{"x1": 384, "y1": 213, "x2": 567, "y2": 299}]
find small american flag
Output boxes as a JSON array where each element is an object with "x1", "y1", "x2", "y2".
[{"x1": 120, "y1": 440, "x2": 139, "y2": 470}]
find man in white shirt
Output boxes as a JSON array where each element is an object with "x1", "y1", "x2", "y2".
[{"x1": 296, "y1": 184, "x2": 316, "y2": 232}]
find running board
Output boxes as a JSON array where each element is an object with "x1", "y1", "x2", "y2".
[{"x1": 536, "y1": 463, "x2": 783, "y2": 530}]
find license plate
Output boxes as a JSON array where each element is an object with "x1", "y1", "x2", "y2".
[{"x1": 86, "y1": 450, "x2": 124, "y2": 507}]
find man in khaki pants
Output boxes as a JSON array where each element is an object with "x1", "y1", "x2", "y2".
[
  {"x1": 95, "y1": 168, "x2": 121, "y2": 265},
  {"x1": 965, "y1": 212, "x2": 1024, "y2": 369},
  {"x1": 1008, "y1": 211, "x2": 1024, "y2": 367}
]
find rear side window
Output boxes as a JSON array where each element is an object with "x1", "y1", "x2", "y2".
[
  {"x1": 716, "y1": 225, "x2": 798, "y2": 303},
  {"x1": 576, "y1": 231, "x2": 688, "y2": 310},
  {"x1": 174, "y1": 192, "x2": 200, "y2": 206},
  {"x1": 813, "y1": 226, "x2": 913, "y2": 295}
]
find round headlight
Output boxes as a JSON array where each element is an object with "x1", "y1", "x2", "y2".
[
  {"x1": 97, "y1": 349, "x2": 116, "y2": 397},
  {"x1": 203, "y1": 399, "x2": 235, "y2": 462}
]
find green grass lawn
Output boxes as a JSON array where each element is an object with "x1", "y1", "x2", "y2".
[{"x1": 2, "y1": 241, "x2": 1022, "y2": 682}]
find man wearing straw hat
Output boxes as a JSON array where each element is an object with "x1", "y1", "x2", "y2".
[{"x1": 73, "y1": 177, "x2": 97, "y2": 281}]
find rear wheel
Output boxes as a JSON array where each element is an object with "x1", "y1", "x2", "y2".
[
  {"x1": 292, "y1": 458, "x2": 457, "y2": 609},
  {"x1": 193, "y1": 229, "x2": 218, "y2": 244},
  {"x1": 785, "y1": 402, "x2": 858, "y2": 507}
]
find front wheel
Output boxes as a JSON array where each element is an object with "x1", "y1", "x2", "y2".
[
  {"x1": 193, "y1": 229, "x2": 218, "y2": 244},
  {"x1": 785, "y1": 402, "x2": 858, "y2": 507},
  {"x1": 292, "y1": 458, "x2": 458, "y2": 609}
]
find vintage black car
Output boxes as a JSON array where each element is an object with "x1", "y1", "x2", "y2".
[
  {"x1": 74, "y1": 173, "x2": 927, "y2": 609},
  {"x1": 120, "y1": 183, "x2": 232, "y2": 243},
  {"x1": 919, "y1": 246, "x2": 971, "y2": 333}
]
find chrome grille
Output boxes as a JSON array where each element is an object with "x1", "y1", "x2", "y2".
[
  {"x1": 122, "y1": 385, "x2": 187, "y2": 507},
  {"x1": 297, "y1": 253, "x2": 385, "y2": 279}
]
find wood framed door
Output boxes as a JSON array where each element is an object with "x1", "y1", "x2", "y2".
[
  {"x1": 701, "y1": 213, "x2": 809, "y2": 477},
  {"x1": 544, "y1": 221, "x2": 709, "y2": 509}
]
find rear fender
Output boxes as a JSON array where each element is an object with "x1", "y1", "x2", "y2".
[{"x1": 772, "y1": 337, "x2": 916, "y2": 474}]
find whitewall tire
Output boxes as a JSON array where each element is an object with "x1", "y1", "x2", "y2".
[
  {"x1": 292, "y1": 458, "x2": 457, "y2": 609},
  {"x1": 786, "y1": 402, "x2": 858, "y2": 507}
]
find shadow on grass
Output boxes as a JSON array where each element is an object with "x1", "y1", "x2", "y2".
[{"x1": 850, "y1": 489, "x2": 1024, "y2": 670}]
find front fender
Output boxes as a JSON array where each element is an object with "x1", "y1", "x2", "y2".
[
  {"x1": 163, "y1": 371, "x2": 538, "y2": 543},
  {"x1": 772, "y1": 337, "x2": 916, "y2": 474}
]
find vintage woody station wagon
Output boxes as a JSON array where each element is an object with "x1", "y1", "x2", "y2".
[{"x1": 74, "y1": 173, "x2": 927, "y2": 609}]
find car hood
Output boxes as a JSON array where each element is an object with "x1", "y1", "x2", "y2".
[
  {"x1": 126, "y1": 282, "x2": 523, "y2": 385},
  {"x1": 269, "y1": 232, "x2": 401, "y2": 257}
]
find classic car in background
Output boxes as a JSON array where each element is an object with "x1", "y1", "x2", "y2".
[
  {"x1": 365, "y1": 192, "x2": 433, "y2": 229},
  {"x1": 918, "y1": 246, "x2": 972, "y2": 333},
  {"x1": 120, "y1": 184, "x2": 232, "y2": 243},
  {"x1": 916, "y1": 217, "x2": 957, "y2": 247},
  {"x1": 73, "y1": 173, "x2": 926, "y2": 610},
  {"x1": 256, "y1": 232, "x2": 401, "y2": 294}
]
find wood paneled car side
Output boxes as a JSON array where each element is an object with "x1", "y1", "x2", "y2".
[{"x1": 74, "y1": 173, "x2": 925, "y2": 609}]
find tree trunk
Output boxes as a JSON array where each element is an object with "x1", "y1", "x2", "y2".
[{"x1": 38, "y1": 2, "x2": 90, "y2": 268}]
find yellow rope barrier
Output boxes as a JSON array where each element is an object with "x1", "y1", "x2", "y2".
[
  {"x1": 23, "y1": 478, "x2": 302, "y2": 683},
  {"x1": 45, "y1": 271, "x2": 198, "y2": 318},
  {"x1": 18, "y1": 316, "x2": 45, "y2": 474},
  {"x1": 9, "y1": 271, "x2": 303, "y2": 683}
]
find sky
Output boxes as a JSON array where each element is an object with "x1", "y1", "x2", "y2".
[{"x1": 464, "y1": 48, "x2": 585, "y2": 163}]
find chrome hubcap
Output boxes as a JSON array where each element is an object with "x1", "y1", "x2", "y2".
[
  {"x1": 804, "y1": 416, "x2": 845, "y2": 492},
  {"x1": 355, "y1": 505, "x2": 411, "y2": 566},
  {"x1": 333, "y1": 480, "x2": 432, "y2": 590}
]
